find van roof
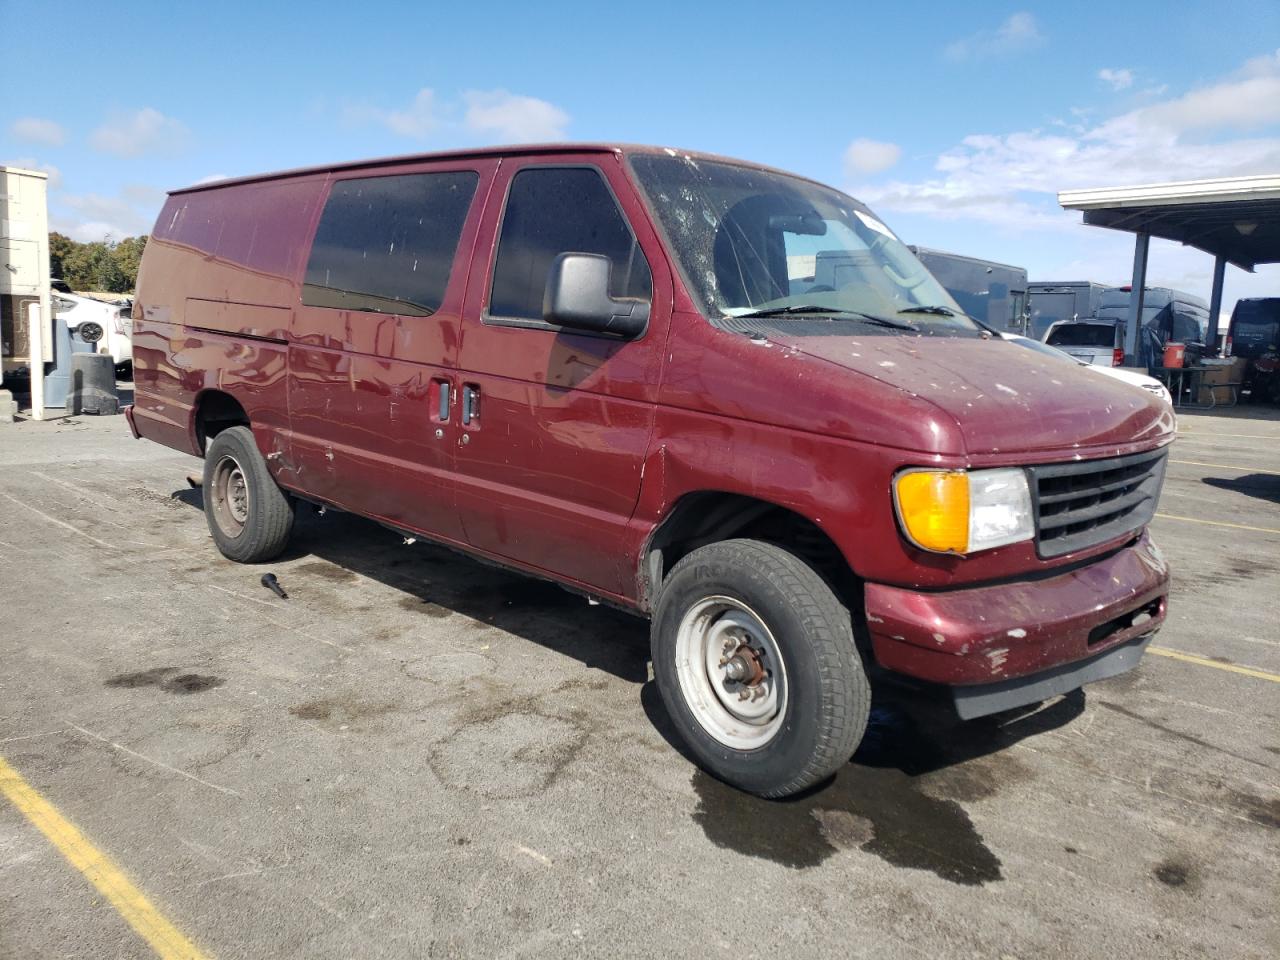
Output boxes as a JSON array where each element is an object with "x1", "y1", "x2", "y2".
[{"x1": 167, "y1": 143, "x2": 798, "y2": 196}]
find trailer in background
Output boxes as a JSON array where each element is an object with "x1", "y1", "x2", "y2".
[
  {"x1": 908, "y1": 246, "x2": 1029, "y2": 333},
  {"x1": 1027, "y1": 281, "x2": 1107, "y2": 340}
]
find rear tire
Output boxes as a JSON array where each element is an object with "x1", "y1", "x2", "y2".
[
  {"x1": 202, "y1": 425, "x2": 294, "y2": 563},
  {"x1": 651, "y1": 539, "x2": 870, "y2": 798}
]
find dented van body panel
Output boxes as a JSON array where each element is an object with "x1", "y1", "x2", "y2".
[{"x1": 131, "y1": 143, "x2": 1172, "y2": 701}]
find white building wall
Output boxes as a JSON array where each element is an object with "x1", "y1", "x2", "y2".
[{"x1": 1, "y1": 166, "x2": 52, "y2": 368}]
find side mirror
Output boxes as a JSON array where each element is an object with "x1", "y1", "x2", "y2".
[{"x1": 543, "y1": 252, "x2": 649, "y2": 339}]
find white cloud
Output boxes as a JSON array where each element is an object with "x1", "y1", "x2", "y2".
[
  {"x1": 463, "y1": 89, "x2": 569, "y2": 142},
  {"x1": 10, "y1": 117, "x2": 66, "y2": 146},
  {"x1": 843, "y1": 139, "x2": 902, "y2": 176},
  {"x1": 846, "y1": 50, "x2": 1280, "y2": 311},
  {"x1": 342, "y1": 88, "x2": 568, "y2": 143},
  {"x1": 853, "y1": 50, "x2": 1280, "y2": 231},
  {"x1": 945, "y1": 13, "x2": 1042, "y2": 62},
  {"x1": 90, "y1": 107, "x2": 189, "y2": 157},
  {"x1": 341, "y1": 89, "x2": 440, "y2": 138},
  {"x1": 3, "y1": 157, "x2": 61, "y2": 188},
  {"x1": 384, "y1": 88, "x2": 441, "y2": 139},
  {"x1": 1098, "y1": 68, "x2": 1134, "y2": 91},
  {"x1": 53, "y1": 187, "x2": 164, "y2": 241},
  {"x1": 1094, "y1": 50, "x2": 1280, "y2": 139}
]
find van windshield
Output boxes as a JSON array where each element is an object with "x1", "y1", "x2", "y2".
[{"x1": 628, "y1": 153, "x2": 979, "y2": 336}]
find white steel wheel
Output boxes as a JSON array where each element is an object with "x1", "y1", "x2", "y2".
[
  {"x1": 674, "y1": 595, "x2": 789, "y2": 750},
  {"x1": 209, "y1": 454, "x2": 250, "y2": 539}
]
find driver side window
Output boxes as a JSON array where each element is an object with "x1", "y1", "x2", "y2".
[{"x1": 488, "y1": 166, "x2": 652, "y2": 324}]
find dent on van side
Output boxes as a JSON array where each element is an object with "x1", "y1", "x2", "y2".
[{"x1": 127, "y1": 143, "x2": 1173, "y2": 798}]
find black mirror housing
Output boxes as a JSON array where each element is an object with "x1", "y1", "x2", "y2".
[{"x1": 543, "y1": 253, "x2": 649, "y2": 339}]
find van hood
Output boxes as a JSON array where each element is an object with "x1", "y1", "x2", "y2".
[{"x1": 768, "y1": 332, "x2": 1174, "y2": 456}]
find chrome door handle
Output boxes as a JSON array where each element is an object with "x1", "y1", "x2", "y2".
[{"x1": 462, "y1": 385, "x2": 479, "y2": 425}]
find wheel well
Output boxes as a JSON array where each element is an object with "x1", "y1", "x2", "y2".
[
  {"x1": 644, "y1": 493, "x2": 863, "y2": 622},
  {"x1": 194, "y1": 391, "x2": 249, "y2": 454}
]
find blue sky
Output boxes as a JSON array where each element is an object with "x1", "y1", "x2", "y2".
[{"x1": 5, "y1": 1, "x2": 1279, "y2": 314}]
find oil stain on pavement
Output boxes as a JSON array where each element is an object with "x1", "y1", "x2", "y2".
[
  {"x1": 105, "y1": 667, "x2": 225, "y2": 695},
  {"x1": 690, "y1": 693, "x2": 1084, "y2": 884}
]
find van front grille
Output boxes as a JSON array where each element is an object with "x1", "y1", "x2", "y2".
[{"x1": 1029, "y1": 448, "x2": 1167, "y2": 558}]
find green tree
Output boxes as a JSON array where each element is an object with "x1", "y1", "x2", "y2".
[
  {"x1": 61, "y1": 241, "x2": 125, "y2": 292},
  {"x1": 110, "y1": 235, "x2": 147, "y2": 291},
  {"x1": 49, "y1": 231, "x2": 76, "y2": 281}
]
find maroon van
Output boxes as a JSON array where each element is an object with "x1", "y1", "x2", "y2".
[{"x1": 127, "y1": 145, "x2": 1173, "y2": 797}]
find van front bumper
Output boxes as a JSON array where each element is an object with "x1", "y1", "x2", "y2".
[{"x1": 864, "y1": 533, "x2": 1168, "y2": 708}]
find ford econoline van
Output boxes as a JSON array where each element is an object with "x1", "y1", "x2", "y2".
[{"x1": 127, "y1": 145, "x2": 1173, "y2": 797}]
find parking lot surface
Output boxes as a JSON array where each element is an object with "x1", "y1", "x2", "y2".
[{"x1": 1, "y1": 407, "x2": 1277, "y2": 959}]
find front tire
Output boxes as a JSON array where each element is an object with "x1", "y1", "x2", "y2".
[
  {"x1": 651, "y1": 539, "x2": 870, "y2": 798},
  {"x1": 202, "y1": 425, "x2": 294, "y2": 563}
]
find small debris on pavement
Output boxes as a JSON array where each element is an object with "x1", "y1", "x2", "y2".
[{"x1": 261, "y1": 573, "x2": 288, "y2": 599}]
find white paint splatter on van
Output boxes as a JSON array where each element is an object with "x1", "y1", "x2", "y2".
[
  {"x1": 995, "y1": 383, "x2": 1018, "y2": 396},
  {"x1": 1007, "y1": 628, "x2": 1027, "y2": 639},
  {"x1": 879, "y1": 360, "x2": 896, "y2": 368}
]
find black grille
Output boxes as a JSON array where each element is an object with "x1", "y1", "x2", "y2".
[{"x1": 1029, "y1": 448, "x2": 1167, "y2": 558}]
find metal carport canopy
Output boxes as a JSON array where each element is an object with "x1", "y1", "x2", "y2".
[{"x1": 1059, "y1": 174, "x2": 1280, "y2": 358}]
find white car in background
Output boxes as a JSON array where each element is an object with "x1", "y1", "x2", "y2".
[
  {"x1": 1002, "y1": 333, "x2": 1173, "y2": 406},
  {"x1": 53, "y1": 292, "x2": 132, "y2": 375}
]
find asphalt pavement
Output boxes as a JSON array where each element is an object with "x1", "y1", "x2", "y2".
[{"x1": 1, "y1": 404, "x2": 1277, "y2": 959}]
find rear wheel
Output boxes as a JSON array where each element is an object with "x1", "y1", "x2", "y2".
[
  {"x1": 651, "y1": 539, "x2": 870, "y2": 798},
  {"x1": 202, "y1": 425, "x2": 294, "y2": 563}
]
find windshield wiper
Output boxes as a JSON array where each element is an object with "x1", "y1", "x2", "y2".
[
  {"x1": 732, "y1": 305, "x2": 918, "y2": 331},
  {"x1": 899, "y1": 305, "x2": 957, "y2": 316}
]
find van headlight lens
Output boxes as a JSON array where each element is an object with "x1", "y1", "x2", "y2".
[{"x1": 894, "y1": 467, "x2": 1033, "y2": 555}]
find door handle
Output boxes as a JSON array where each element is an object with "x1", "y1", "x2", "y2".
[
  {"x1": 435, "y1": 379, "x2": 452, "y2": 421},
  {"x1": 462, "y1": 385, "x2": 479, "y2": 425}
]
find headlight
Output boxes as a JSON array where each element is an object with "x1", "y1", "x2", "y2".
[{"x1": 894, "y1": 467, "x2": 1034, "y2": 555}]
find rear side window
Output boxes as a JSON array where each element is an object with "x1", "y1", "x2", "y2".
[
  {"x1": 1047, "y1": 324, "x2": 1117, "y2": 347},
  {"x1": 488, "y1": 167, "x2": 651, "y2": 323},
  {"x1": 303, "y1": 171, "x2": 479, "y2": 317}
]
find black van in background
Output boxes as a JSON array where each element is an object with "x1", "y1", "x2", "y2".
[
  {"x1": 1097, "y1": 286, "x2": 1210, "y2": 366},
  {"x1": 1226, "y1": 298, "x2": 1280, "y2": 359}
]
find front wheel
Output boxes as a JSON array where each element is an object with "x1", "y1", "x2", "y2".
[
  {"x1": 651, "y1": 539, "x2": 870, "y2": 798},
  {"x1": 202, "y1": 425, "x2": 294, "y2": 563}
]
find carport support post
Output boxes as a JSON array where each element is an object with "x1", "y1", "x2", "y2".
[
  {"x1": 1125, "y1": 233, "x2": 1149, "y2": 366},
  {"x1": 1207, "y1": 254, "x2": 1226, "y2": 354}
]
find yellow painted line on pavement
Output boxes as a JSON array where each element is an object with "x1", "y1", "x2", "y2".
[
  {"x1": 1154, "y1": 512, "x2": 1280, "y2": 535},
  {"x1": 0, "y1": 754, "x2": 209, "y2": 960},
  {"x1": 1169, "y1": 458, "x2": 1280, "y2": 475},
  {"x1": 1148, "y1": 646, "x2": 1280, "y2": 683}
]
